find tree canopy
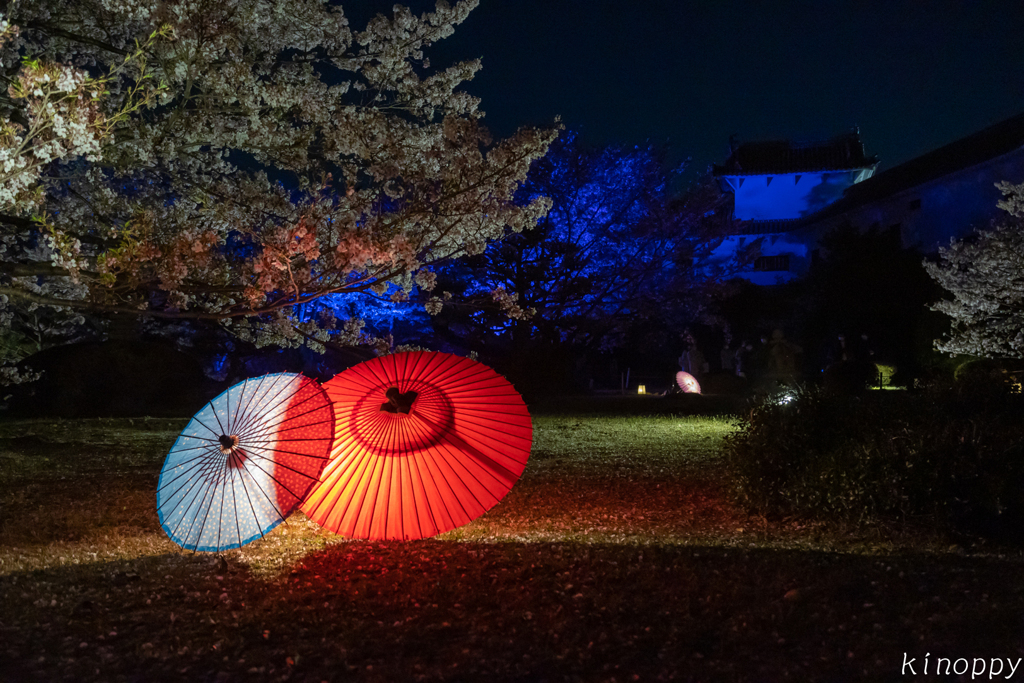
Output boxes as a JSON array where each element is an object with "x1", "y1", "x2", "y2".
[
  {"x1": 925, "y1": 181, "x2": 1024, "y2": 359},
  {"x1": 426, "y1": 131, "x2": 733, "y2": 389},
  {"x1": 0, "y1": 0, "x2": 556, "y2": 359}
]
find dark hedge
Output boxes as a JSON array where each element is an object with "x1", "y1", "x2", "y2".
[{"x1": 724, "y1": 380, "x2": 1024, "y2": 539}]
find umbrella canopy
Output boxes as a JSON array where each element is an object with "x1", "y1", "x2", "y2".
[
  {"x1": 676, "y1": 371, "x2": 702, "y2": 394},
  {"x1": 157, "y1": 373, "x2": 334, "y2": 552},
  {"x1": 301, "y1": 351, "x2": 533, "y2": 540}
]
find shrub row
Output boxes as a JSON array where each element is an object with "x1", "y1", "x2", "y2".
[{"x1": 724, "y1": 380, "x2": 1024, "y2": 538}]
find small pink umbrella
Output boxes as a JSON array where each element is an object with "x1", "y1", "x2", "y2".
[{"x1": 675, "y1": 371, "x2": 701, "y2": 394}]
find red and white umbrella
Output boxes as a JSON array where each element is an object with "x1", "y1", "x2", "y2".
[
  {"x1": 676, "y1": 371, "x2": 701, "y2": 394},
  {"x1": 301, "y1": 351, "x2": 532, "y2": 540},
  {"x1": 157, "y1": 373, "x2": 334, "y2": 552}
]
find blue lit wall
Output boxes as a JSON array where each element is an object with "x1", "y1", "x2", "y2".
[
  {"x1": 706, "y1": 233, "x2": 812, "y2": 284},
  {"x1": 720, "y1": 168, "x2": 874, "y2": 221},
  {"x1": 803, "y1": 148, "x2": 1024, "y2": 251}
]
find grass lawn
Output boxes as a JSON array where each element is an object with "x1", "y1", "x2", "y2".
[{"x1": 2, "y1": 399, "x2": 1024, "y2": 682}]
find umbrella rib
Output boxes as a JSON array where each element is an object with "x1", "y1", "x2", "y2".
[
  {"x1": 400, "y1": 416, "x2": 441, "y2": 538},
  {"x1": 192, "y1": 449, "x2": 232, "y2": 550},
  {"x1": 415, "y1": 412, "x2": 521, "y2": 485},
  {"x1": 236, "y1": 441, "x2": 332, "y2": 462},
  {"x1": 187, "y1": 410, "x2": 223, "y2": 440},
  {"x1": 396, "y1": 441, "x2": 407, "y2": 540},
  {"x1": 191, "y1": 452, "x2": 231, "y2": 552},
  {"x1": 154, "y1": 438, "x2": 299, "y2": 497},
  {"x1": 159, "y1": 439, "x2": 248, "y2": 461},
  {"x1": 173, "y1": 452, "x2": 225, "y2": 551},
  {"x1": 235, "y1": 375, "x2": 309, "y2": 442},
  {"x1": 439, "y1": 418, "x2": 532, "y2": 464},
  {"x1": 399, "y1": 419, "x2": 464, "y2": 533},
  {"x1": 164, "y1": 475, "x2": 208, "y2": 549},
  {"x1": 206, "y1": 397, "x2": 230, "y2": 441},
  {"x1": 235, "y1": 441, "x2": 331, "y2": 473},
  {"x1": 231, "y1": 376, "x2": 268, "y2": 440},
  {"x1": 383, "y1": 416, "x2": 401, "y2": 539},
  {"x1": 173, "y1": 434, "x2": 220, "y2": 444},
  {"x1": 236, "y1": 461, "x2": 268, "y2": 544},
  {"x1": 448, "y1": 434, "x2": 519, "y2": 491},
  {"x1": 215, "y1": 467, "x2": 229, "y2": 552},
  {"x1": 406, "y1": 440, "x2": 435, "y2": 539},
  {"x1": 190, "y1": 415, "x2": 226, "y2": 445},
  {"x1": 387, "y1": 411, "x2": 407, "y2": 540},
  {"x1": 348, "y1": 408, "x2": 390, "y2": 452},
  {"x1": 361, "y1": 359, "x2": 397, "y2": 393},
  {"x1": 161, "y1": 454, "x2": 214, "y2": 544},
  {"x1": 401, "y1": 350, "x2": 446, "y2": 385},
  {"x1": 239, "y1": 460, "x2": 289, "y2": 526},
  {"x1": 353, "y1": 417, "x2": 389, "y2": 538},
  {"x1": 251, "y1": 435, "x2": 334, "y2": 443},
  {"x1": 444, "y1": 377, "x2": 518, "y2": 394},
  {"x1": 235, "y1": 375, "x2": 286, "y2": 440},
  {"x1": 234, "y1": 374, "x2": 295, "y2": 446},
  {"x1": 230, "y1": 375, "x2": 280, "y2": 444},
  {"x1": 419, "y1": 416, "x2": 500, "y2": 518},
  {"x1": 331, "y1": 440, "x2": 381, "y2": 537},
  {"x1": 454, "y1": 416, "x2": 532, "y2": 441},
  {"x1": 261, "y1": 385, "x2": 331, "y2": 420},
  {"x1": 304, "y1": 439, "x2": 371, "y2": 526},
  {"x1": 397, "y1": 417, "x2": 411, "y2": 540},
  {"x1": 159, "y1": 443, "x2": 222, "y2": 513},
  {"x1": 229, "y1": 467, "x2": 243, "y2": 549},
  {"x1": 231, "y1": 445, "x2": 310, "y2": 510},
  {"x1": 157, "y1": 446, "x2": 223, "y2": 494},
  {"x1": 255, "y1": 408, "x2": 334, "y2": 437},
  {"x1": 337, "y1": 402, "x2": 384, "y2": 452},
  {"x1": 430, "y1": 438, "x2": 486, "y2": 519},
  {"x1": 158, "y1": 434, "x2": 334, "y2": 499},
  {"x1": 212, "y1": 462, "x2": 236, "y2": 552},
  {"x1": 417, "y1": 359, "x2": 478, "y2": 388},
  {"x1": 235, "y1": 400, "x2": 331, "y2": 441},
  {"x1": 418, "y1": 443, "x2": 467, "y2": 531},
  {"x1": 252, "y1": 404, "x2": 332, "y2": 434}
]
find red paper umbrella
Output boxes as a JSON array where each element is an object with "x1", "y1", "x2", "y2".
[
  {"x1": 157, "y1": 373, "x2": 334, "y2": 552},
  {"x1": 676, "y1": 371, "x2": 702, "y2": 394},
  {"x1": 301, "y1": 351, "x2": 533, "y2": 540}
]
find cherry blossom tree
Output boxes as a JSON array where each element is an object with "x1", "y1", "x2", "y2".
[
  {"x1": 925, "y1": 181, "x2": 1024, "y2": 358},
  {"x1": 0, "y1": 0, "x2": 556, "y2": 362}
]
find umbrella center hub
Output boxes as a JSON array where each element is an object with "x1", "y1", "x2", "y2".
[
  {"x1": 219, "y1": 434, "x2": 239, "y2": 453},
  {"x1": 381, "y1": 387, "x2": 417, "y2": 414}
]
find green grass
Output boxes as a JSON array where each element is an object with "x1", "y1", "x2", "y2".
[{"x1": 2, "y1": 409, "x2": 1023, "y2": 681}]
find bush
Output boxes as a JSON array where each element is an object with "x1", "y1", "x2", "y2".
[
  {"x1": 954, "y1": 358, "x2": 1024, "y2": 389},
  {"x1": 724, "y1": 383, "x2": 1024, "y2": 538}
]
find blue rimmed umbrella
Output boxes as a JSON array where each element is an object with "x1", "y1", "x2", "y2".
[{"x1": 157, "y1": 373, "x2": 334, "y2": 552}]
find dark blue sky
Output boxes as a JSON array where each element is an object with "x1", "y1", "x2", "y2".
[{"x1": 358, "y1": 1, "x2": 1024, "y2": 177}]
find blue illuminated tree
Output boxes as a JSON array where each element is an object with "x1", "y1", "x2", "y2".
[{"x1": 429, "y1": 132, "x2": 732, "y2": 387}]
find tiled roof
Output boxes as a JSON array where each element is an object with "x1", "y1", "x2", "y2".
[
  {"x1": 713, "y1": 130, "x2": 878, "y2": 176},
  {"x1": 820, "y1": 112, "x2": 1024, "y2": 213},
  {"x1": 725, "y1": 218, "x2": 806, "y2": 235}
]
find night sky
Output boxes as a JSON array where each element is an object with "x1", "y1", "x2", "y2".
[{"x1": 357, "y1": 1, "x2": 1024, "y2": 179}]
